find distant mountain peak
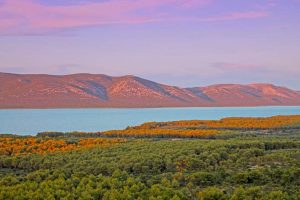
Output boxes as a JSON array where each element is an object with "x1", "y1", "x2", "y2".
[{"x1": 0, "y1": 72, "x2": 299, "y2": 108}]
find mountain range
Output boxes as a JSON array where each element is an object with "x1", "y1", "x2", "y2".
[{"x1": 0, "y1": 72, "x2": 300, "y2": 108}]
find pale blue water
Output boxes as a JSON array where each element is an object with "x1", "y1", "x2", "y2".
[{"x1": 0, "y1": 106, "x2": 300, "y2": 135}]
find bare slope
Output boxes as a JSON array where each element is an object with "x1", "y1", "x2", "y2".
[{"x1": 0, "y1": 72, "x2": 299, "y2": 108}]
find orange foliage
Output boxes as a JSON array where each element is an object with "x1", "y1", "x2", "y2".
[
  {"x1": 132, "y1": 115, "x2": 300, "y2": 130},
  {"x1": 0, "y1": 138, "x2": 125, "y2": 156},
  {"x1": 102, "y1": 129, "x2": 220, "y2": 138},
  {"x1": 205, "y1": 115, "x2": 300, "y2": 129}
]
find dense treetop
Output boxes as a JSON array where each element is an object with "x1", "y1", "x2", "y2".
[{"x1": 0, "y1": 115, "x2": 300, "y2": 199}]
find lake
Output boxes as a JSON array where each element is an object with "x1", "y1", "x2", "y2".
[{"x1": 1, "y1": 106, "x2": 300, "y2": 135}]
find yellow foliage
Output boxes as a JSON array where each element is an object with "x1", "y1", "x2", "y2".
[
  {"x1": 132, "y1": 115, "x2": 300, "y2": 130},
  {"x1": 102, "y1": 129, "x2": 220, "y2": 138},
  {"x1": 0, "y1": 138, "x2": 125, "y2": 156}
]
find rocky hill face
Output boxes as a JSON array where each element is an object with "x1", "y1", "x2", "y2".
[{"x1": 0, "y1": 72, "x2": 299, "y2": 108}]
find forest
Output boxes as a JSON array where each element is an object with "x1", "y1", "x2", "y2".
[{"x1": 0, "y1": 115, "x2": 300, "y2": 199}]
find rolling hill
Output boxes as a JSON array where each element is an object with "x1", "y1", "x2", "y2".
[{"x1": 0, "y1": 72, "x2": 300, "y2": 108}]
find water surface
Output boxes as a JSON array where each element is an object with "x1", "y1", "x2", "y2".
[{"x1": 1, "y1": 106, "x2": 300, "y2": 135}]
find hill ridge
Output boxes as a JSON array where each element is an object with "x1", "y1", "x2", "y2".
[{"x1": 0, "y1": 72, "x2": 300, "y2": 108}]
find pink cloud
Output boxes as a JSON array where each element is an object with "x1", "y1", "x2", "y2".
[
  {"x1": 0, "y1": 0, "x2": 191, "y2": 33},
  {"x1": 199, "y1": 11, "x2": 269, "y2": 22},
  {"x1": 0, "y1": 0, "x2": 268, "y2": 35}
]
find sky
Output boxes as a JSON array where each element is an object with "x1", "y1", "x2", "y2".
[{"x1": 0, "y1": 0, "x2": 300, "y2": 89}]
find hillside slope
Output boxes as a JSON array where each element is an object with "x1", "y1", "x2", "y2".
[{"x1": 0, "y1": 72, "x2": 300, "y2": 108}]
